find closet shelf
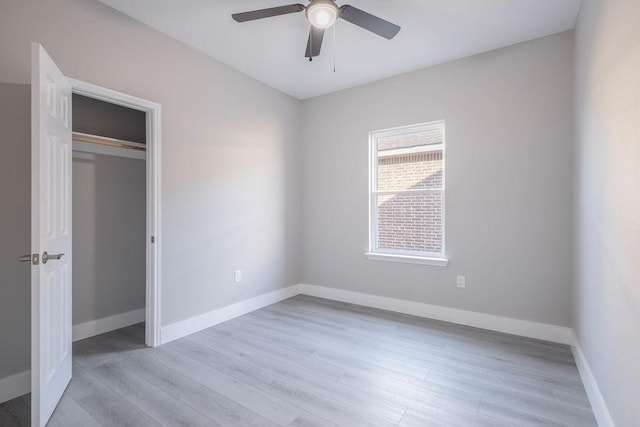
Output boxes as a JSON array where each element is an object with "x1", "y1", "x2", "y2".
[{"x1": 72, "y1": 132, "x2": 146, "y2": 152}]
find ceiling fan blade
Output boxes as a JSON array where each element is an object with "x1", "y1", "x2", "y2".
[
  {"x1": 305, "y1": 26, "x2": 325, "y2": 58},
  {"x1": 232, "y1": 4, "x2": 305, "y2": 22},
  {"x1": 339, "y1": 5, "x2": 401, "y2": 39}
]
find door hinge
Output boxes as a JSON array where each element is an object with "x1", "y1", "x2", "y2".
[{"x1": 151, "y1": 236, "x2": 155, "y2": 243}]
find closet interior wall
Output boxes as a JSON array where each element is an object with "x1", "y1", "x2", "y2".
[{"x1": 72, "y1": 94, "x2": 146, "y2": 331}]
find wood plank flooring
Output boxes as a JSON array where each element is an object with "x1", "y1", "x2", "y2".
[{"x1": 0, "y1": 295, "x2": 596, "y2": 426}]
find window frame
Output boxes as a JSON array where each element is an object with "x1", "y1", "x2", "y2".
[{"x1": 367, "y1": 121, "x2": 448, "y2": 266}]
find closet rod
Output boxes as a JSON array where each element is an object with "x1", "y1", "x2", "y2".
[{"x1": 72, "y1": 132, "x2": 146, "y2": 152}]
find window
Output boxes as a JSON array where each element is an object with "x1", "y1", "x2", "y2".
[{"x1": 367, "y1": 121, "x2": 447, "y2": 266}]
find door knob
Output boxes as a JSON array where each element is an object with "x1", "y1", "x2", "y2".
[
  {"x1": 42, "y1": 251, "x2": 64, "y2": 264},
  {"x1": 19, "y1": 254, "x2": 39, "y2": 265}
]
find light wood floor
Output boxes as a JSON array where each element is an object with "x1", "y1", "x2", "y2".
[{"x1": 0, "y1": 295, "x2": 596, "y2": 426}]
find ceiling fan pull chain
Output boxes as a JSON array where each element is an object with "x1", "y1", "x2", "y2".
[{"x1": 333, "y1": 21, "x2": 336, "y2": 72}]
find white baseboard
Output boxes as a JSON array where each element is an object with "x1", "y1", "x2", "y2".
[
  {"x1": 73, "y1": 308, "x2": 146, "y2": 342},
  {"x1": 159, "y1": 282, "x2": 575, "y2": 346},
  {"x1": 571, "y1": 333, "x2": 615, "y2": 427},
  {"x1": 160, "y1": 285, "x2": 300, "y2": 345},
  {"x1": 0, "y1": 370, "x2": 30, "y2": 405},
  {"x1": 297, "y1": 284, "x2": 575, "y2": 345}
]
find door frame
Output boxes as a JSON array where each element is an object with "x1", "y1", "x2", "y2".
[{"x1": 68, "y1": 78, "x2": 162, "y2": 347}]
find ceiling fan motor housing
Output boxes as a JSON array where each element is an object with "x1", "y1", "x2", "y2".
[{"x1": 306, "y1": 0, "x2": 340, "y2": 29}]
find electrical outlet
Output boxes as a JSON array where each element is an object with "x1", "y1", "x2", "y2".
[
  {"x1": 456, "y1": 275, "x2": 466, "y2": 289},
  {"x1": 234, "y1": 270, "x2": 242, "y2": 283}
]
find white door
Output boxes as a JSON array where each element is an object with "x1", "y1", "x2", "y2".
[{"x1": 30, "y1": 43, "x2": 72, "y2": 427}]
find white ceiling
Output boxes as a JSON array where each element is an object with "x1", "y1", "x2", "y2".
[{"x1": 98, "y1": 0, "x2": 581, "y2": 99}]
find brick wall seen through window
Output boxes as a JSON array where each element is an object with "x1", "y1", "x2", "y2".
[{"x1": 370, "y1": 122, "x2": 445, "y2": 257}]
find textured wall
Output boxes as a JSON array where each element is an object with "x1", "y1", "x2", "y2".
[
  {"x1": 574, "y1": 0, "x2": 640, "y2": 424},
  {"x1": 302, "y1": 31, "x2": 575, "y2": 326}
]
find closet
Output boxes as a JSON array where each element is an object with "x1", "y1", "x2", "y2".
[{"x1": 71, "y1": 94, "x2": 146, "y2": 341}]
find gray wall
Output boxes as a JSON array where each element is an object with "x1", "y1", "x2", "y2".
[
  {"x1": 574, "y1": 0, "x2": 640, "y2": 425},
  {"x1": 73, "y1": 94, "x2": 146, "y2": 144},
  {"x1": 0, "y1": 0, "x2": 302, "y2": 384},
  {"x1": 72, "y1": 152, "x2": 146, "y2": 325},
  {"x1": 0, "y1": 83, "x2": 31, "y2": 379},
  {"x1": 301, "y1": 31, "x2": 575, "y2": 326}
]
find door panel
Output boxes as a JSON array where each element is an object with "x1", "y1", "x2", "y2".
[{"x1": 31, "y1": 43, "x2": 72, "y2": 427}]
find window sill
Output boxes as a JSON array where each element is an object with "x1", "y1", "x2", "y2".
[{"x1": 364, "y1": 252, "x2": 449, "y2": 267}]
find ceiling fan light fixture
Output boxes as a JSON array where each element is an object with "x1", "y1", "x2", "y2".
[{"x1": 306, "y1": 0, "x2": 339, "y2": 29}]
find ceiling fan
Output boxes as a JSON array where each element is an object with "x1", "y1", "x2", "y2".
[{"x1": 232, "y1": 0, "x2": 401, "y2": 60}]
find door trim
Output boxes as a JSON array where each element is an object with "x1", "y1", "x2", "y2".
[{"x1": 68, "y1": 78, "x2": 162, "y2": 347}]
